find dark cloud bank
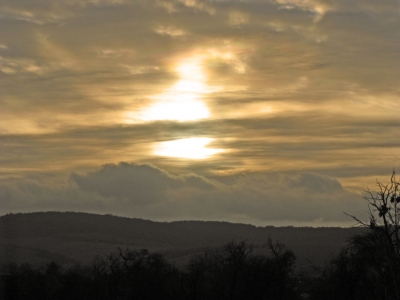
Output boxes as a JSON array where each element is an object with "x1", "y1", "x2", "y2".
[{"x1": 0, "y1": 162, "x2": 366, "y2": 226}]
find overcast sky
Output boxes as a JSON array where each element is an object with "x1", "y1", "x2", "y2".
[{"x1": 1, "y1": 0, "x2": 399, "y2": 226}]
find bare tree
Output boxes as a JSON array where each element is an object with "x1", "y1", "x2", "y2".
[
  {"x1": 346, "y1": 170, "x2": 400, "y2": 256},
  {"x1": 345, "y1": 170, "x2": 400, "y2": 300}
]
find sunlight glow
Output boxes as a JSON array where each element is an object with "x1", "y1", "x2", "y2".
[
  {"x1": 176, "y1": 60, "x2": 205, "y2": 81},
  {"x1": 141, "y1": 98, "x2": 209, "y2": 121},
  {"x1": 140, "y1": 57, "x2": 211, "y2": 122},
  {"x1": 153, "y1": 138, "x2": 223, "y2": 159}
]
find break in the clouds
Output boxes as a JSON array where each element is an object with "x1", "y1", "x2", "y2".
[{"x1": 1, "y1": 0, "x2": 399, "y2": 225}]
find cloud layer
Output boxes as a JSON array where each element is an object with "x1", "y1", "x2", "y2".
[
  {"x1": 2, "y1": 0, "x2": 400, "y2": 132},
  {"x1": 1, "y1": 0, "x2": 399, "y2": 224},
  {"x1": 0, "y1": 162, "x2": 367, "y2": 226}
]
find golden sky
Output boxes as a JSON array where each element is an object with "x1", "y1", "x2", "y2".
[{"x1": 1, "y1": 0, "x2": 399, "y2": 226}]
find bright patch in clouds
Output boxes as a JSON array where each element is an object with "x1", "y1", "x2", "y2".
[
  {"x1": 176, "y1": 59, "x2": 204, "y2": 81},
  {"x1": 153, "y1": 138, "x2": 223, "y2": 159},
  {"x1": 140, "y1": 57, "x2": 212, "y2": 122},
  {"x1": 140, "y1": 97, "x2": 209, "y2": 121},
  {"x1": 155, "y1": 26, "x2": 186, "y2": 37}
]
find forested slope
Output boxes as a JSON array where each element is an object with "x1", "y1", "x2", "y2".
[{"x1": 0, "y1": 212, "x2": 363, "y2": 268}]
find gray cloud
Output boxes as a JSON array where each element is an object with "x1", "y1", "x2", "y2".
[
  {"x1": 0, "y1": 162, "x2": 368, "y2": 226},
  {"x1": 70, "y1": 162, "x2": 215, "y2": 205},
  {"x1": 0, "y1": 176, "x2": 107, "y2": 213}
]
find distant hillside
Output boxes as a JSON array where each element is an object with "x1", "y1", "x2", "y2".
[{"x1": 0, "y1": 212, "x2": 364, "y2": 269}]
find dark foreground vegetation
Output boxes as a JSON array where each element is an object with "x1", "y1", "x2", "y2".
[
  {"x1": 1, "y1": 240, "x2": 299, "y2": 300},
  {"x1": 1, "y1": 173, "x2": 399, "y2": 300}
]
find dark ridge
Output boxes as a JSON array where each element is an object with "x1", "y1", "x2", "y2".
[{"x1": 0, "y1": 211, "x2": 364, "y2": 269}]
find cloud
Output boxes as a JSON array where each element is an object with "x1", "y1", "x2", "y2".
[
  {"x1": 155, "y1": 26, "x2": 187, "y2": 37},
  {"x1": 2, "y1": 0, "x2": 399, "y2": 118},
  {"x1": 1, "y1": 0, "x2": 400, "y2": 218},
  {"x1": 177, "y1": 0, "x2": 216, "y2": 14},
  {"x1": 229, "y1": 10, "x2": 249, "y2": 26},
  {"x1": 274, "y1": 0, "x2": 332, "y2": 21},
  {"x1": 0, "y1": 56, "x2": 46, "y2": 75},
  {"x1": 1, "y1": 113, "x2": 398, "y2": 185},
  {"x1": 70, "y1": 162, "x2": 215, "y2": 205},
  {"x1": 0, "y1": 162, "x2": 367, "y2": 226},
  {"x1": 0, "y1": 176, "x2": 107, "y2": 213}
]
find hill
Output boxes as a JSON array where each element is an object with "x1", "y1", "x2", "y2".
[{"x1": 0, "y1": 212, "x2": 364, "y2": 270}]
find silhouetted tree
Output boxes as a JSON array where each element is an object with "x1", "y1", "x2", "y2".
[
  {"x1": 306, "y1": 171, "x2": 400, "y2": 300},
  {"x1": 88, "y1": 247, "x2": 184, "y2": 300},
  {"x1": 346, "y1": 170, "x2": 400, "y2": 300},
  {"x1": 184, "y1": 240, "x2": 300, "y2": 300}
]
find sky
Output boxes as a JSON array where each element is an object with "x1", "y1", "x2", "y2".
[{"x1": 1, "y1": 0, "x2": 399, "y2": 226}]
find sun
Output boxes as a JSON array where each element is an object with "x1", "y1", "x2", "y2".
[{"x1": 153, "y1": 138, "x2": 223, "y2": 159}]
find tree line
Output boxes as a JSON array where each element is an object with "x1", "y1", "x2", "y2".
[{"x1": 2, "y1": 239, "x2": 298, "y2": 300}]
